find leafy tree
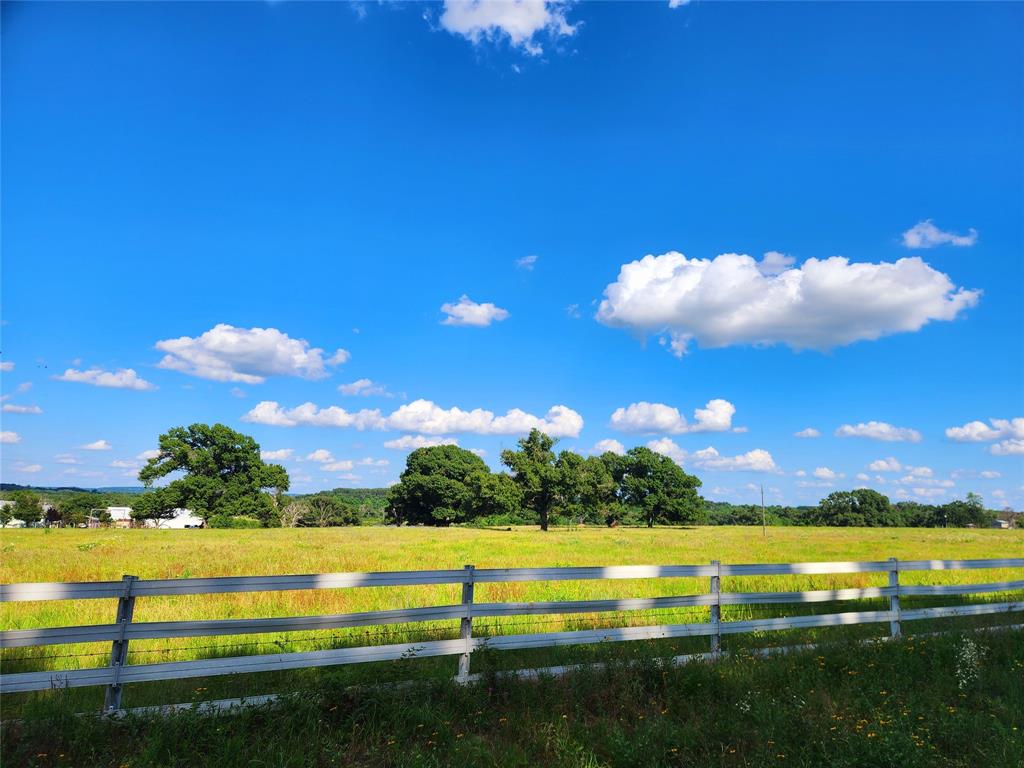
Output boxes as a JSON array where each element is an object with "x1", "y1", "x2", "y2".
[
  {"x1": 467, "y1": 471, "x2": 524, "y2": 521},
  {"x1": 304, "y1": 494, "x2": 359, "y2": 527},
  {"x1": 136, "y1": 423, "x2": 289, "y2": 526},
  {"x1": 0, "y1": 504, "x2": 12, "y2": 527},
  {"x1": 10, "y1": 490, "x2": 44, "y2": 526},
  {"x1": 386, "y1": 445, "x2": 489, "y2": 526},
  {"x1": 618, "y1": 447, "x2": 704, "y2": 527},
  {"x1": 57, "y1": 493, "x2": 103, "y2": 527},
  {"x1": 501, "y1": 429, "x2": 562, "y2": 531},
  {"x1": 941, "y1": 493, "x2": 993, "y2": 528},
  {"x1": 814, "y1": 489, "x2": 894, "y2": 527}
]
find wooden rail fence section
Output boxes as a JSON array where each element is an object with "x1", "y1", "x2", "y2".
[{"x1": 1, "y1": 558, "x2": 1022, "y2": 712}]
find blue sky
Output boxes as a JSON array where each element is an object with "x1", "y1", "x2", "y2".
[{"x1": 1, "y1": 1, "x2": 1022, "y2": 507}]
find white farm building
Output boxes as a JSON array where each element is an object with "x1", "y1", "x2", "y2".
[{"x1": 145, "y1": 508, "x2": 205, "y2": 529}]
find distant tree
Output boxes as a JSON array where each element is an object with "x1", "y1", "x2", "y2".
[
  {"x1": 501, "y1": 430, "x2": 562, "y2": 531},
  {"x1": 467, "y1": 470, "x2": 524, "y2": 520},
  {"x1": 10, "y1": 490, "x2": 44, "y2": 526},
  {"x1": 941, "y1": 493, "x2": 993, "y2": 528},
  {"x1": 56, "y1": 493, "x2": 101, "y2": 527},
  {"x1": 0, "y1": 504, "x2": 12, "y2": 527},
  {"x1": 137, "y1": 423, "x2": 289, "y2": 526},
  {"x1": 386, "y1": 445, "x2": 489, "y2": 525},
  {"x1": 279, "y1": 501, "x2": 306, "y2": 528},
  {"x1": 618, "y1": 447, "x2": 704, "y2": 528},
  {"x1": 304, "y1": 495, "x2": 359, "y2": 527},
  {"x1": 815, "y1": 489, "x2": 894, "y2": 527}
]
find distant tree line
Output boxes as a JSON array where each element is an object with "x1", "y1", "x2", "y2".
[{"x1": 705, "y1": 489, "x2": 1006, "y2": 529}]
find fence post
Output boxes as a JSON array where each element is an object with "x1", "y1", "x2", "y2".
[
  {"x1": 457, "y1": 564, "x2": 475, "y2": 683},
  {"x1": 888, "y1": 557, "x2": 901, "y2": 640},
  {"x1": 103, "y1": 574, "x2": 138, "y2": 712},
  {"x1": 710, "y1": 560, "x2": 722, "y2": 658}
]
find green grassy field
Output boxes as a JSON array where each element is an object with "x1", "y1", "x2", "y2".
[{"x1": 1, "y1": 526, "x2": 1022, "y2": 715}]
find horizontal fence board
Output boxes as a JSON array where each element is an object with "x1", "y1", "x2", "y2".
[
  {"x1": 473, "y1": 565, "x2": 716, "y2": 582},
  {"x1": 896, "y1": 558, "x2": 1024, "y2": 572},
  {"x1": 899, "y1": 580, "x2": 1024, "y2": 597},
  {"x1": 901, "y1": 601, "x2": 1024, "y2": 622},
  {"x1": 721, "y1": 587, "x2": 893, "y2": 604},
  {"x1": 0, "y1": 582, "x2": 126, "y2": 603},
  {"x1": 0, "y1": 605, "x2": 470, "y2": 648}
]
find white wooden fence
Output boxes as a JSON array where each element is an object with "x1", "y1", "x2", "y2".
[{"x1": 1, "y1": 557, "x2": 1022, "y2": 712}]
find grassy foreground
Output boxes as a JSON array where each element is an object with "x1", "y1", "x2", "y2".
[
  {"x1": 1, "y1": 526, "x2": 1021, "y2": 714},
  {"x1": 4, "y1": 630, "x2": 1023, "y2": 768}
]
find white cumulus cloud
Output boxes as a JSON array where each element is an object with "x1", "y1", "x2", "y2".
[
  {"x1": 991, "y1": 439, "x2": 1024, "y2": 456},
  {"x1": 902, "y1": 219, "x2": 978, "y2": 249},
  {"x1": 241, "y1": 401, "x2": 385, "y2": 430},
  {"x1": 592, "y1": 438, "x2": 626, "y2": 455},
  {"x1": 945, "y1": 417, "x2": 1023, "y2": 442},
  {"x1": 439, "y1": 0, "x2": 577, "y2": 56},
  {"x1": 53, "y1": 367, "x2": 156, "y2": 390},
  {"x1": 155, "y1": 324, "x2": 348, "y2": 383},
  {"x1": 596, "y1": 251, "x2": 979, "y2": 357},
  {"x1": 387, "y1": 399, "x2": 583, "y2": 438},
  {"x1": 868, "y1": 457, "x2": 902, "y2": 472},
  {"x1": 835, "y1": 422, "x2": 922, "y2": 443},
  {"x1": 0, "y1": 361, "x2": 14, "y2": 372},
  {"x1": 440, "y1": 295, "x2": 510, "y2": 327},
  {"x1": 306, "y1": 449, "x2": 335, "y2": 463},
  {"x1": 137, "y1": 449, "x2": 160, "y2": 460},
  {"x1": 81, "y1": 440, "x2": 112, "y2": 451},
  {"x1": 813, "y1": 467, "x2": 841, "y2": 480},
  {"x1": 16, "y1": 463, "x2": 43, "y2": 473},
  {"x1": 794, "y1": 427, "x2": 820, "y2": 438},
  {"x1": 610, "y1": 399, "x2": 735, "y2": 434},
  {"x1": 0, "y1": 431, "x2": 21, "y2": 444},
  {"x1": 260, "y1": 448, "x2": 294, "y2": 461},
  {"x1": 647, "y1": 438, "x2": 779, "y2": 473}
]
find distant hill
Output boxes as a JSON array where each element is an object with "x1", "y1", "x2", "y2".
[{"x1": 0, "y1": 483, "x2": 147, "y2": 494}]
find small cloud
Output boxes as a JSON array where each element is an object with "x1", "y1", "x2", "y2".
[
  {"x1": 592, "y1": 438, "x2": 626, "y2": 455},
  {"x1": 794, "y1": 427, "x2": 820, "y2": 438},
  {"x1": 53, "y1": 367, "x2": 156, "y2": 391},
  {"x1": 566, "y1": 304, "x2": 582, "y2": 319},
  {"x1": 902, "y1": 219, "x2": 978, "y2": 249},
  {"x1": 17, "y1": 382, "x2": 32, "y2": 393},
  {"x1": 55, "y1": 454, "x2": 81, "y2": 464},
  {"x1": 230, "y1": 387, "x2": 246, "y2": 398},
  {"x1": 383, "y1": 434, "x2": 459, "y2": 450},
  {"x1": 109, "y1": 459, "x2": 140, "y2": 469},
  {"x1": 0, "y1": 361, "x2": 14, "y2": 372},
  {"x1": 327, "y1": 349, "x2": 351, "y2": 366},
  {"x1": 338, "y1": 378, "x2": 392, "y2": 397},
  {"x1": 0, "y1": 431, "x2": 21, "y2": 444},
  {"x1": 16, "y1": 463, "x2": 43, "y2": 473},
  {"x1": 306, "y1": 449, "x2": 335, "y2": 463},
  {"x1": 868, "y1": 457, "x2": 902, "y2": 472},
  {"x1": 515, "y1": 254, "x2": 538, "y2": 271},
  {"x1": 3, "y1": 404, "x2": 43, "y2": 414},
  {"x1": 440, "y1": 295, "x2": 510, "y2": 327},
  {"x1": 813, "y1": 467, "x2": 842, "y2": 481},
  {"x1": 835, "y1": 422, "x2": 921, "y2": 443},
  {"x1": 137, "y1": 449, "x2": 160, "y2": 460},
  {"x1": 261, "y1": 448, "x2": 294, "y2": 461},
  {"x1": 81, "y1": 440, "x2": 112, "y2": 451}
]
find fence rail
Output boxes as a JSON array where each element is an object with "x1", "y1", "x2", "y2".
[{"x1": 2, "y1": 557, "x2": 1022, "y2": 709}]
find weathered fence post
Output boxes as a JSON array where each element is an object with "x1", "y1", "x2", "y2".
[
  {"x1": 888, "y1": 557, "x2": 901, "y2": 640},
  {"x1": 710, "y1": 560, "x2": 722, "y2": 658},
  {"x1": 103, "y1": 574, "x2": 138, "y2": 712},
  {"x1": 457, "y1": 564, "x2": 475, "y2": 683}
]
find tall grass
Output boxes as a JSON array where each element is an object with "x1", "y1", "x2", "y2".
[{"x1": 5, "y1": 629, "x2": 1023, "y2": 767}]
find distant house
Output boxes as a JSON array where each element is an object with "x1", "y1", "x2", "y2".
[
  {"x1": 145, "y1": 508, "x2": 205, "y2": 529},
  {"x1": 990, "y1": 518, "x2": 1011, "y2": 529},
  {"x1": 106, "y1": 506, "x2": 134, "y2": 528}
]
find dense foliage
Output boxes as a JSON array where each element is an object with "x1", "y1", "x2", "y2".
[
  {"x1": 135, "y1": 424, "x2": 290, "y2": 526},
  {"x1": 387, "y1": 430, "x2": 705, "y2": 529}
]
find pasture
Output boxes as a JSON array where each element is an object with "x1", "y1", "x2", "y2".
[{"x1": 2, "y1": 526, "x2": 1022, "y2": 711}]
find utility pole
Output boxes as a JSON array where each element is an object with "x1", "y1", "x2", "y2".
[{"x1": 760, "y1": 484, "x2": 767, "y2": 538}]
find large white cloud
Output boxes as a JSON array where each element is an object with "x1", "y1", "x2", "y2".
[
  {"x1": 155, "y1": 324, "x2": 348, "y2": 383},
  {"x1": 386, "y1": 399, "x2": 583, "y2": 438},
  {"x1": 241, "y1": 401, "x2": 385, "y2": 429},
  {"x1": 596, "y1": 251, "x2": 979, "y2": 357},
  {"x1": 440, "y1": 296, "x2": 510, "y2": 327},
  {"x1": 835, "y1": 422, "x2": 922, "y2": 442},
  {"x1": 945, "y1": 417, "x2": 1023, "y2": 442},
  {"x1": 647, "y1": 438, "x2": 779, "y2": 473},
  {"x1": 439, "y1": 0, "x2": 577, "y2": 56},
  {"x1": 243, "y1": 398, "x2": 584, "y2": 438},
  {"x1": 54, "y1": 367, "x2": 156, "y2": 390},
  {"x1": 991, "y1": 439, "x2": 1024, "y2": 456},
  {"x1": 902, "y1": 219, "x2": 978, "y2": 249},
  {"x1": 610, "y1": 399, "x2": 735, "y2": 434}
]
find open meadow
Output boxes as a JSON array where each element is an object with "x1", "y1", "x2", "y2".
[{"x1": 2, "y1": 525, "x2": 1021, "y2": 715}]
